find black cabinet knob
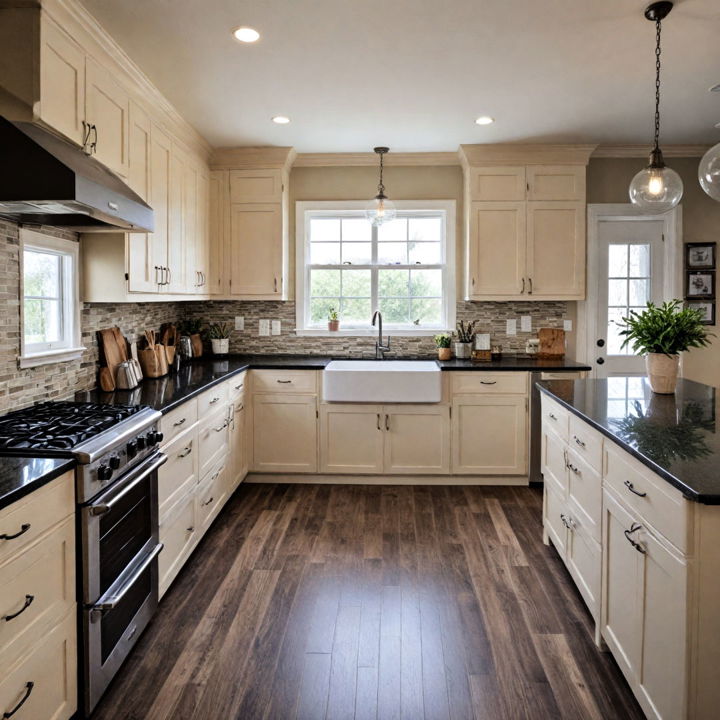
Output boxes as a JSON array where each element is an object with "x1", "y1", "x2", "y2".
[
  {"x1": 97, "y1": 465, "x2": 113, "y2": 481},
  {"x1": 596, "y1": 339, "x2": 605, "y2": 347},
  {"x1": 596, "y1": 357, "x2": 605, "y2": 365},
  {"x1": 109, "y1": 455, "x2": 121, "y2": 470}
]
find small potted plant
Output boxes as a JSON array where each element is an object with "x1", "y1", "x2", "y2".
[
  {"x1": 619, "y1": 300, "x2": 712, "y2": 394},
  {"x1": 453, "y1": 320, "x2": 476, "y2": 359},
  {"x1": 207, "y1": 322, "x2": 231, "y2": 355},
  {"x1": 328, "y1": 307, "x2": 340, "y2": 332},
  {"x1": 434, "y1": 333, "x2": 452, "y2": 361},
  {"x1": 179, "y1": 318, "x2": 204, "y2": 357}
]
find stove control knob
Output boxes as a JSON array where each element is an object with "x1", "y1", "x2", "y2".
[
  {"x1": 136, "y1": 435, "x2": 147, "y2": 450},
  {"x1": 126, "y1": 440, "x2": 138, "y2": 458},
  {"x1": 97, "y1": 465, "x2": 113, "y2": 482},
  {"x1": 147, "y1": 431, "x2": 163, "y2": 445},
  {"x1": 109, "y1": 455, "x2": 121, "y2": 470}
]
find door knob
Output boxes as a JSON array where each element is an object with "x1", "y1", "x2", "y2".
[
  {"x1": 596, "y1": 339, "x2": 605, "y2": 347},
  {"x1": 596, "y1": 357, "x2": 605, "y2": 365}
]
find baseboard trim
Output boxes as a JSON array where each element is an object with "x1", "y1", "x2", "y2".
[{"x1": 245, "y1": 473, "x2": 530, "y2": 486}]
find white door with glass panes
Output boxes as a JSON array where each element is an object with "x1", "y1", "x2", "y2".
[{"x1": 586, "y1": 207, "x2": 680, "y2": 378}]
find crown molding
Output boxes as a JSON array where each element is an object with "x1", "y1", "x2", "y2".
[
  {"x1": 293, "y1": 152, "x2": 460, "y2": 167},
  {"x1": 458, "y1": 143, "x2": 597, "y2": 168},
  {"x1": 592, "y1": 144, "x2": 710, "y2": 158},
  {"x1": 210, "y1": 146, "x2": 297, "y2": 171}
]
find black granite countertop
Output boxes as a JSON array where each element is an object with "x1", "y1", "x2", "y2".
[
  {"x1": 0, "y1": 456, "x2": 76, "y2": 511},
  {"x1": 77, "y1": 354, "x2": 591, "y2": 414},
  {"x1": 537, "y1": 377, "x2": 720, "y2": 504}
]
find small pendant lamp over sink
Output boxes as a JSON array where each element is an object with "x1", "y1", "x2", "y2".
[
  {"x1": 365, "y1": 147, "x2": 397, "y2": 226},
  {"x1": 628, "y1": 1, "x2": 683, "y2": 214}
]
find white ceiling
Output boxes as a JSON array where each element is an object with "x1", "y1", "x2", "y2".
[{"x1": 79, "y1": 0, "x2": 720, "y2": 152}]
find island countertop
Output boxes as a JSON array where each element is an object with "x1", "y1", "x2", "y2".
[
  {"x1": 0, "y1": 456, "x2": 76, "y2": 511},
  {"x1": 537, "y1": 376, "x2": 720, "y2": 504}
]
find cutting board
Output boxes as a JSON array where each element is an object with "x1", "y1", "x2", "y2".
[{"x1": 538, "y1": 328, "x2": 565, "y2": 359}]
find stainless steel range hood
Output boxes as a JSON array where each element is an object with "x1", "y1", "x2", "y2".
[{"x1": 0, "y1": 116, "x2": 154, "y2": 232}]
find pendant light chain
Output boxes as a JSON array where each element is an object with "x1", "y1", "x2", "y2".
[
  {"x1": 377, "y1": 150, "x2": 385, "y2": 197},
  {"x1": 653, "y1": 16, "x2": 662, "y2": 153}
]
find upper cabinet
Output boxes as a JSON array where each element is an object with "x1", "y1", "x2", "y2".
[{"x1": 460, "y1": 146, "x2": 594, "y2": 301}]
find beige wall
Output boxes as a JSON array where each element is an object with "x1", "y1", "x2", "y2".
[{"x1": 587, "y1": 157, "x2": 720, "y2": 387}]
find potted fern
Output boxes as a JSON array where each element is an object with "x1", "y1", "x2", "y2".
[
  {"x1": 434, "y1": 333, "x2": 452, "y2": 361},
  {"x1": 454, "y1": 320, "x2": 476, "y2": 359},
  {"x1": 618, "y1": 300, "x2": 712, "y2": 394},
  {"x1": 207, "y1": 322, "x2": 231, "y2": 355}
]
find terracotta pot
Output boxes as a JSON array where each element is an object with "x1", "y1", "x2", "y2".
[
  {"x1": 646, "y1": 353, "x2": 680, "y2": 394},
  {"x1": 437, "y1": 347, "x2": 452, "y2": 361},
  {"x1": 328, "y1": 320, "x2": 340, "y2": 331},
  {"x1": 211, "y1": 338, "x2": 229, "y2": 355},
  {"x1": 454, "y1": 342, "x2": 472, "y2": 359}
]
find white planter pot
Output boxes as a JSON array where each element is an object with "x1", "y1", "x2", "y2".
[
  {"x1": 646, "y1": 353, "x2": 680, "y2": 394},
  {"x1": 211, "y1": 338, "x2": 229, "y2": 355},
  {"x1": 454, "y1": 342, "x2": 472, "y2": 359}
]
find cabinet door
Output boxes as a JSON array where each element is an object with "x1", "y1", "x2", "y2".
[
  {"x1": 179, "y1": 156, "x2": 199, "y2": 294},
  {"x1": 229, "y1": 204, "x2": 283, "y2": 296},
  {"x1": 564, "y1": 505, "x2": 601, "y2": 619},
  {"x1": 229, "y1": 399, "x2": 246, "y2": 492},
  {"x1": 319, "y1": 405, "x2": 384, "y2": 474},
  {"x1": 526, "y1": 202, "x2": 585, "y2": 299},
  {"x1": 208, "y1": 171, "x2": 228, "y2": 295},
  {"x1": 165, "y1": 145, "x2": 188, "y2": 294},
  {"x1": 526, "y1": 165, "x2": 585, "y2": 202},
  {"x1": 85, "y1": 56, "x2": 129, "y2": 177},
  {"x1": 541, "y1": 428, "x2": 568, "y2": 497},
  {"x1": 198, "y1": 407, "x2": 229, "y2": 478},
  {"x1": 543, "y1": 482, "x2": 568, "y2": 557},
  {"x1": 253, "y1": 394, "x2": 317, "y2": 473},
  {"x1": 451, "y1": 395, "x2": 527, "y2": 475},
  {"x1": 193, "y1": 166, "x2": 210, "y2": 294},
  {"x1": 229, "y1": 169, "x2": 283, "y2": 203},
  {"x1": 383, "y1": 405, "x2": 450, "y2": 474},
  {"x1": 159, "y1": 491, "x2": 197, "y2": 599},
  {"x1": 148, "y1": 124, "x2": 172, "y2": 290},
  {"x1": 39, "y1": 16, "x2": 85, "y2": 145},
  {"x1": 467, "y1": 202, "x2": 526, "y2": 299},
  {"x1": 197, "y1": 462, "x2": 228, "y2": 532},
  {"x1": 468, "y1": 166, "x2": 526, "y2": 201}
]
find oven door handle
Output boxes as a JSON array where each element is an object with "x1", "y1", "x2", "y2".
[
  {"x1": 89, "y1": 543, "x2": 163, "y2": 620},
  {"x1": 88, "y1": 453, "x2": 167, "y2": 516}
]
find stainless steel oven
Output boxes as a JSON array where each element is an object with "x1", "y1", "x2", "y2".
[{"x1": 81, "y1": 450, "x2": 166, "y2": 714}]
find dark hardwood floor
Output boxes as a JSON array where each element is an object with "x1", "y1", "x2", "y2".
[{"x1": 93, "y1": 483, "x2": 644, "y2": 720}]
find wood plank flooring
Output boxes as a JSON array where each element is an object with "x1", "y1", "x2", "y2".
[{"x1": 93, "y1": 484, "x2": 644, "y2": 720}]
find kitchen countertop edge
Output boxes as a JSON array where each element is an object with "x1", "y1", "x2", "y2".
[{"x1": 0, "y1": 457, "x2": 76, "y2": 512}]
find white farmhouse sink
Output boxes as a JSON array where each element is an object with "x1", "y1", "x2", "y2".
[{"x1": 323, "y1": 360, "x2": 442, "y2": 403}]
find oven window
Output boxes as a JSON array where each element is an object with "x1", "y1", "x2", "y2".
[
  {"x1": 101, "y1": 564, "x2": 152, "y2": 664},
  {"x1": 99, "y1": 473, "x2": 152, "y2": 596}
]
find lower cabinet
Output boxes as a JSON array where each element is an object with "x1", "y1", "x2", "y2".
[
  {"x1": 159, "y1": 491, "x2": 197, "y2": 598},
  {"x1": 319, "y1": 404, "x2": 384, "y2": 474},
  {"x1": 197, "y1": 461, "x2": 228, "y2": 534},
  {"x1": 229, "y1": 397, "x2": 247, "y2": 492}
]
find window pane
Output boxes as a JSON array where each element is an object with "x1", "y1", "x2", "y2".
[
  {"x1": 310, "y1": 243, "x2": 340, "y2": 264},
  {"x1": 408, "y1": 242, "x2": 441, "y2": 264},
  {"x1": 341, "y1": 298, "x2": 371, "y2": 323},
  {"x1": 378, "y1": 218, "x2": 407, "y2": 241},
  {"x1": 310, "y1": 298, "x2": 340, "y2": 324},
  {"x1": 410, "y1": 269, "x2": 442, "y2": 297},
  {"x1": 342, "y1": 269, "x2": 371, "y2": 297},
  {"x1": 24, "y1": 298, "x2": 61, "y2": 344},
  {"x1": 378, "y1": 297, "x2": 410, "y2": 324},
  {"x1": 341, "y1": 218, "x2": 370, "y2": 242},
  {"x1": 310, "y1": 269, "x2": 341, "y2": 297},
  {"x1": 607, "y1": 307, "x2": 629, "y2": 355},
  {"x1": 378, "y1": 269, "x2": 410, "y2": 298},
  {"x1": 310, "y1": 218, "x2": 340, "y2": 242},
  {"x1": 608, "y1": 244, "x2": 628, "y2": 277},
  {"x1": 608, "y1": 279, "x2": 627, "y2": 306},
  {"x1": 377, "y1": 242, "x2": 407, "y2": 264},
  {"x1": 341, "y1": 242, "x2": 372, "y2": 265},
  {"x1": 629, "y1": 244, "x2": 650, "y2": 276},
  {"x1": 408, "y1": 217, "x2": 441, "y2": 242},
  {"x1": 24, "y1": 250, "x2": 60, "y2": 298},
  {"x1": 629, "y1": 279, "x2": 649, "y2": 306},
  {"x1": 410, "y1": 298, "x2": 442, "y2": 325}
]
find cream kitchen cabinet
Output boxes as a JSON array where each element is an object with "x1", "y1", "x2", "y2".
[
  {"x1": 229, "y1": 395, "x2": 248, "y2": 493},
  {"x1": 158, "y1": 490, "x2": 197, "y2": 598},
  {"x1": 319, "y1": 405, "x2": 386, "y2": 475},
  {"x1": 208, "y1": 171, "x2": 229, "y2": 295}
]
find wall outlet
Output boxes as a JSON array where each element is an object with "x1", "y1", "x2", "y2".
[
  {"x1": 506, "y1": 319, "x2": 517, "y2": 336},
  {"x1": 520, "y1": 315, "x2": 532, "y2": 333},
  {"x1": 564, "y1": 319, "x2": 573, "y2": 332},
  {"x1": 234, "y1": 316, "x2": 245, "y2": 331},
  {"x1": 271, "y1": 320, "x2": 281, "y2": 335},
  {"x1": 258, "y1": 319, "x2": 270, "y2": 336}
]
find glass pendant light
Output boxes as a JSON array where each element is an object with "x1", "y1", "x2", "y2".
[
  {"x1": 699, "y1": 141, "x2": 720, "y2": 201},
  {"x1": 365, "y1": 147, "x2": 397, "y2": 226},
  {"x1": 628, "y1": 1, "x2": 683, "y2": 214}
]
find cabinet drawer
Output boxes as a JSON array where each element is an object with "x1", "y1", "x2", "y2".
[
  {"x1": 544, "y1": 482, "x2": 568, "y2": 557},
  {"x1": 197, "y1": 462, "x2": 227, "y2": 533},
  {"x1": 0, "y1": 473, "x2": 74, "y2": 565},
  {"x1": 0, "y1": 609, "x2": 76, "y2": 720},
  {"x1": 160, "y1": 399, "x2": 198, "y2": 446},
  {"x1": 158, "y1": 428, "x2": 198, "y2": 516},
  {"x1": 450, "y1": 372, "x2": 527, "y2": 395},
  {"x1": 541, "y1": 394, "x2": 569, "y2": 441},
  {"x1": 542, "y1": 429, "x2": 568, "y2": 496},
  {"x1": 159, "y1": 491, "x2": 197, "y2": 599},
  {"x1": 604, "y1": 443, "x2": 691, "y2": 553},
  {"x1": 566, "y1": 447, "x2": 602, "y2": 543},
  {"x1": 198, "y1": 408, "x2": 229, "y2": 478},
  {"x1": 228, "y1": 372, "x2": 247, "y2": 404},
  {"x1": 0, "y1": 517, "x2": 74, "y2": 668},
  {"x1": 568, "y1": 414, "x2": 603, "y2": 472},
  {"x1": 197, "y1": 384, "x2": 229, "y2": 416},
  {"x1": 252, "y1": 369, "x2": 318, "y2": 394},
  {"x1": 565, "y1": 501, "x2": 601, "y2": 619}
]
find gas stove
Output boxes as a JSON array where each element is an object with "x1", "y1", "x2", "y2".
[{"x1": 0, "y1": 400, "x2": 163, "y2": 502}]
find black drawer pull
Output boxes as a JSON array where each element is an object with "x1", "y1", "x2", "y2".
[
  {"x1": 173, "y1": 417, "x2": 186, "y2": 427},
  {"x1": 623, "y1": 523, "x2": 647, "y2": 554},
  {"x1": 202, "y1": 496, "x2": 214, "y2": 507},
  {"x1": 178, "y1": 446, "x2": 192, "y2": 458},
  {"x1": 624, "y1": 480, "x2": 647, "y2": 497},
  {"x1": 277, "y1": 379, "x2": 292, "y2": 384},
  {"x1": 548, "y1": 412, "x2": 557, "y2": 421},
  {"x1": 209, "y1": 397, "x2": 220, "y2": 404},
  {"x1": 573, "y1": 435, "x2": 586, "y2": 449},
  {"x1": 4, "y1": 595, "x2": 34, "y2": 622},
  {"x1": 480, "y1": 381, "x2": 497, "y2": 385},
  {"x1": 3, "y1": 682, "x2": 34, "y2": 718},
  {"x1": 0, "y1": 524, "x2": 30, "y2": 541},
  {"x1": 235, "y1": 383, "x2": 244, "y2": 390}
]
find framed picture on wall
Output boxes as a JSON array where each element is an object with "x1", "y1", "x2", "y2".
[
  {"x1": 686, "y1": 271, "x2": 715, "y2": 298},
  {"x1": 685, "y1": 300, "x2": 716, "y2": 325},
  {"x1": 686, "y1": 243, "x2": 716, "y2": 270}
]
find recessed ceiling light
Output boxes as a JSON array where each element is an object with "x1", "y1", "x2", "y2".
[
  {"x1": 475, "y1": 116, "x2": 495, "y2": 125},
  {"x1": 710, "y1": 83, "x2": 720, "y2": 93},
  {"x1": 272, "y1": 115, "x2": 290, "y2": 125},
  {"x1": 233, "y1": 26, "x2": 260, "y2": 43}
]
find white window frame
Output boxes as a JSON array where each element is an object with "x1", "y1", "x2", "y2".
[
  {"x1": 295, "y1": 200, "x2": 456, "y2": 336},
  {"x1": 19, "y1": 228, "x2": 84, "y2": 368}
]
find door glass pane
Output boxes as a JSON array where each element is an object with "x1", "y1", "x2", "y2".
[
  {"x1": 629, "y1": 279, "x2": 649, "y2": 306},
  {"x1": 608, "y1": 279, "x2": 627, "y2": 306},
  {"x1": 629, "y1": 244, "x2": 650, "y2": 276},
  {"x1": 607, "y1": 307, "x2": 629, "y2": 355},
  {"x1": 608, "y1": 244, "x2": 628, "y2": 276}
]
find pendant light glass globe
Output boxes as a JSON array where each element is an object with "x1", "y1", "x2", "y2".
[
  {"x1": 698, "y1": 142, "x2": 720, "y2": 201},
  {"x1": 365, "y1": 194, "x2": 397, "y2": 226},
  {"x1": 629, "y1": 163, "x2": 684, "y2": 214}
]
